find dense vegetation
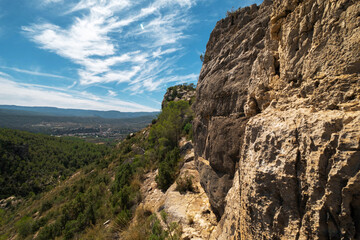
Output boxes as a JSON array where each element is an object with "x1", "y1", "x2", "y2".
[
  {"x1": 0, "y1": 85, "x2": 195, "y2": 239},
  {"x1": 0, "y1": 128, "x2": 110, "y2": 198},
  {"x1": 149, "y1": 100, "x2": 194, "y2": 191}
]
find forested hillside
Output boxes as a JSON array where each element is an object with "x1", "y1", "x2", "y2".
[
  {"x1": 0, "y1": 84, "x2": 196, "y2": 240},
  {"x1": 0, "y1": 129, "x2": 110, "y2": 198}
]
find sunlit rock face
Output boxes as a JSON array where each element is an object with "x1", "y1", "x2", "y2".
[{"x1": 193, "y1": 0, "x2": 360, "y2": 238}]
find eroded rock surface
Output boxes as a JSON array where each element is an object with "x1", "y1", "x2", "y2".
[
  {"x1": 139, "y1": 139, "x2": 217, "y2": 240},
  {"x1": 193, "y1": 1, "x2": 273, "y2": 217},
  {"x1": 194, "y1": 0, "x2": 360, "y2": 238}
]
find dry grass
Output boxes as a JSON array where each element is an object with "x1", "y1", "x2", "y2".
[{"x1": 118, "y1": 206, "x2": 153, "y2": 240}]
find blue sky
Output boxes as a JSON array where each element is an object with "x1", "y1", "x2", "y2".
[{"x1": 0, "y1": 0, "x2": 262, "y2": 112}]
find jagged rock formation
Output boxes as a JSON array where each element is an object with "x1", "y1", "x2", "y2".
[
  {"x1": 161, "y1": 84, "x2": 196, "y2": 109},
  {"x1": 193, "y1": 0, "x2": 360, "y2": 239},
  {"x1": 139, "y1": 138, "x2": 217, "y2": 239}
]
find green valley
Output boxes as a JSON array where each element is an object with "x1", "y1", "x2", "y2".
[{"x1": 0, "y1": 84, "x2": 196, "y2": 240}]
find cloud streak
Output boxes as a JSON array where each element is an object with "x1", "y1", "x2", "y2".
[
  {"x1": 0, "y1": 66, "x2": 69, "y2": 79},
  {"x1": 0, "y1": 71, "x2": 11, "y2": 78},
  {"x1": 22, "y1": 0, "x2": 197, "y2": 91},
  {"x1": 0, "y1": 76, "x2": 157, "y2": 112}
]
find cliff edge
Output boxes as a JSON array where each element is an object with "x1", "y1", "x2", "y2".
[{"x1": 193, "y1": 0, "x2": 360, "y2": 239}]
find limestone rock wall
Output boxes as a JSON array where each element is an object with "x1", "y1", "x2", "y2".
[
  {"x1": 193, "y1": 1, "x2": 273, "y2": 217},
  {"x1": 194, "y1": 0, "x2": 360, "y2": 238}
]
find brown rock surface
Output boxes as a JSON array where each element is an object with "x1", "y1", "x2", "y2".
[
  {"x1": 194, "y1": 0, "x2": 360, "y2": 238},
  {"x1": 238, "y1": 107, "x2": 360, "y2": 239},
  {"x1": 193, "y1": 1, "x2": 273, "y2": 217},
  {"x1": 139, "y1": 139, "x2": 217, "y2": 239}
]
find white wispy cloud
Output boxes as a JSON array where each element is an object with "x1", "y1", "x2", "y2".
[
  {"x1": 43, "y1": 0, "x2": 63, "y2": 4},
  {"x1": 108, "y1": 90, "x2": 117, "y2": 96},
  {"x1": 152, "y1": 47, "x2": 181, "y2": 58},
  {"x1": 0, "y1": 71, "x2": 11, "y2": 78},
  {"x1": 128, "y1": 73, "x2": 198, "y2": 93},
  {"x1": 138, "y1": 12, "x2": 189, "y2": 47},
  {"x1": 0, "y1": 66, "x2": 69, "y2": 79},
  {"x1": 22, "y1": 0, "x2": 198, "y2": 92},
  {"x1": 0, "y1": 77, "x2": 157, "y2": 112}
]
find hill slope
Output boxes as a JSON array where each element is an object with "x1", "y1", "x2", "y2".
[
  {"x1": 0, "y1": 84, "x2": 203, "y2": 240},
  {"x1": 0, "y1": 129, "x2": 110, "y2": 199}
]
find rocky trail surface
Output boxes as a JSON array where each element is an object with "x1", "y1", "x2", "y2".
[{"x1": 139, "y1": 138, "x2": 217, "y2": 240}]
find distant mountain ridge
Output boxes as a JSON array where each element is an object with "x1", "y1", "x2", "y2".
[{"x1": 0, "y1": 105, "x2": 159, "y2": 119}]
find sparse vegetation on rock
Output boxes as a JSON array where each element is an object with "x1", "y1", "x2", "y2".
[{"x1": 175, "y1": 172, "x2": 195, "y2": 194}]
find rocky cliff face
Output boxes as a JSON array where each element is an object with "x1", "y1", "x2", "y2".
[{"x1": 194, "y1": 0, "x2": 360, "y2": 239}]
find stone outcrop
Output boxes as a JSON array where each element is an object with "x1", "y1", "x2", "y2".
[
  {"x1": 161, "y1": 84, "x2": 196, "y2": 109},
  {"x1": 139, "y1": 138, "x2": 217, "y2": 240},
  {"x1": 193, "y1": 0, "x2": 360, "y2": 238}
]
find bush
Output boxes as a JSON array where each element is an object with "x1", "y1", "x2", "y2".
[
  {"x1": 175, "y1": 173, "x2": 194, "y2": 194},
  {"x1": 40, "y1": 200, "x2": 53, "y2": 214},
  {"x1": 64, "y1": 220, "x2": 78, "y2": 240},
  {"x1": 159, "y1": 210, "x2": 182, "y2": 240},
  {"x1": 31, "y1": 217, "x2": 48, "y2": 234},
  {"x1": 15, "y1": 216, "x2": 33, "y2": 238},
  {"x1": 200, "y1": 52, "x2": 211, "y2": 63},
  {"x1": 183, "y1": 122, "x2": 193, "y2": 140},
  {"x1": 156, "y1": 148, "x2": 180, "y2": 192},
  {"x1": 0, "y1": 209, "x2": 5, "y2": 226},
  {"x1": 183, "y1": 123, "x2": 192, "y2": 135},
  {"x1": 115, "y1": 209, "x2": 132, "y2": 230},
  {"x1": 226, "y1": 6, "x2": 238, "y2": 17},
  {"x1": 149, "y1": 100, "x2": 193, "y2": 149}
]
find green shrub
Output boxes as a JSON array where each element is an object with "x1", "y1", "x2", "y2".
[
  {"x1": 0, "y1": 209, "x2": 5, "y2": 226},
  {"x1": 156, "y1": 148, "x2": 180, "y2": 191},
  {"x1": 183, "y1": 123, "x2": 192, "y2": 135},
  {"x1": 175, "y1": 173, "x2": 194, "y2": 194},
  {"x1": 31, "y1": 216, "x2": 48, "y2": 234},
  {"x1": 115, "y1": 209, "x2": 132, "y2": 230},
  {"x1": 112, "y1": 164, "x2": 133, "y2": 193},
  {"x1": 183, "y1": 122, "x2": 193, "y2": 140},
  {"x1": 149, "y1": 215, "x2": 165, "y2": 240},
  {"x1": 159, "y1": 210, "x2": 182, "y2": 240},
  {"x1": 15, "y1": 216, "x2": 33, "y2": 238},
  {"x1": 64, "y1": 220, "x2": 78, "y2": 240},
  {"x1": 40, "y1": 200, "x2": 53, "y2": 214},
  {"x1": 0, "y1": 234, "x2": 8, "y2": 240},
  {"x1": 149, "y1": 100, "x2": 193, "y2": 150}
]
